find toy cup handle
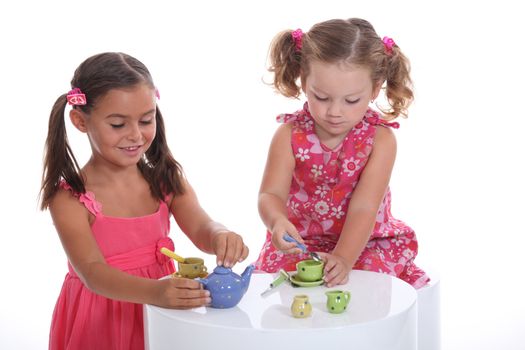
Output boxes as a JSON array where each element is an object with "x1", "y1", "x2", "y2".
[{"x1": 344, "y1": 291, "x2": 351, "y2": 303}]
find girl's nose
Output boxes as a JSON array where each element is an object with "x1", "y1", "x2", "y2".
[
  {"x1": 327, "y1": 103, "x2": 343, "y2": 118},
  {"x1": 127, "y1": 124, "x2": 141, "y2": 141}
]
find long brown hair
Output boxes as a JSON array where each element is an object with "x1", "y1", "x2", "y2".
[
  {"x1": 269, "y1": 18, "x2": 413, "y2": 120},
  {"x1": 40, "y1": 52, "x2": 184, "y2": 210}
]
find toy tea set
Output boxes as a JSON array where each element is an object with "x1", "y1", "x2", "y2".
[
  {"x1": 160, "y1": 247, "x2": 255, "y2": 309},
  {"x1": 264, "y1": 234, "x2": 352, "y2": 317},
  {"x1": 160, "y1": 234, "x2": 351, "y2": 316}
]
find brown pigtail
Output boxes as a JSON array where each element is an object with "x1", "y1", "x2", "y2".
[
  {"x1": 139, "y1": 106, "x2": 185, "y2": 199},
  {"x1": 40, "y1": 94, "x2": 84, "y2": 210}
]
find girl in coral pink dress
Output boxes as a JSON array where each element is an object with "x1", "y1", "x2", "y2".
[
  {"x1": 254, "y1": 18, "x2": 429, "y2": 289},
  {"x1": 40, "y1": 52, "x2": 249, "y2": 350}
]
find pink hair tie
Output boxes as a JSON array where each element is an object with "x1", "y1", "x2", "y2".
[
  {"x1": 382, "y1": 36, "x2": 395, "y2": 55},
  {"x1": 67, "y1": 87, "x2": 87, "y2": 106},
  {"x1": 291, "y1": 28, "x2": 303, "y2": 52}
]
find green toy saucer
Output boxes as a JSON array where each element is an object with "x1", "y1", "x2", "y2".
[{"x1": 290, "y1": 273, "x2": 324, "y2": 287}]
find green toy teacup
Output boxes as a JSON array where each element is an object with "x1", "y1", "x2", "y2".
[
  {"x1": 325, "y1": 290, "x2": 351, "y2": 314},
  {"x1": 296, "y1": 259, "x2": 324, "y2": 282}
]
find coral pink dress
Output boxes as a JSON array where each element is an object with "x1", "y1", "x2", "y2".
[
  {"x1": 254, "y1": 103, "x2": 429, "y2": 288},
  {"x1": 49, "y1": 182, "x2": 175, "y2": 350}
]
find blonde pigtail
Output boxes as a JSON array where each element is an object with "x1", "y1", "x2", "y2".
[
  {"x1": 383, "y1": 46, "x2": 414, "y2": 120},
  {"x1": 268, "y1": 30, "x2": 303, "y2": 98}
]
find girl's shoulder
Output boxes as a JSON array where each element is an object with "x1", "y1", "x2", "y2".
[
  {"x1": 270, "y1": 123, "x2": 294, "y2": 152},
  {"x1": 53, "y1": 180, "x2": 102, "y2": 217},
  {"x1": 49, "y1": 184, "x2": 93, "y2": 224},
  {"x1": 370, "y1": 122, "x2": 397, "y2": 159}
]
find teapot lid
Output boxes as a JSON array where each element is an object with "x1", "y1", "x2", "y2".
[{"x1": 212, "y1": 266, "x2": 232, "y2": 274}]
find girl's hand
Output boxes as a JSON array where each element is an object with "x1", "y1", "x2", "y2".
[
  {"x1": 212, "y1": 231, "x2": 249, "y2": 267},
  {"x1": 270, "y1": 218, "x2": 303, "y2": 254},
  {"x1": 154, "y1": 277, "x2": 211, "y2": 309},
  {"x1": 317, "y1": 252, "x2": 352, "y2": 288}
]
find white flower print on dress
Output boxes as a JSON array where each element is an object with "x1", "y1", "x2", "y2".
[
  {"x1": 392, "y1": 237, "x2": 403, "y2": 247},
  {"x1": 402, "y1": 249, "x2": 414, "y2": 260},
  {"x1": 311, "y1": 164, "x2": 324, "y2": 178},
  {"x1": 342, "y1": 157, "x2": 361, "y2": 176},
  {"x1": 314, "y1": 184, "x2": 329, "y2": 198},
  {"x1": 290, "y1": 201, "x2": 300, "y2": 216},
  {"x1": 296, "y1": 148, "x2": 310, "y2": 161},
  {"x1": 314, "y1": 201, "x2": 329, "y2": 215},
  {"x1": 302, "y1": 119, "x2": 314, "y2": 131},
  {"x1": 330, "y1": 205, "x2": 345, "y2": 219}
]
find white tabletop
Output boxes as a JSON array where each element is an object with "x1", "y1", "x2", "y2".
[{"x1": 144, "y1": 269, "x2": 418, "y2": 350}]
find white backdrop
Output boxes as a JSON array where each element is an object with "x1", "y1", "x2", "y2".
[{"x1": 1, "y1": 1, "x2": 524, "y2": 349}]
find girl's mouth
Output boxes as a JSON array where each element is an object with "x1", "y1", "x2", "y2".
[
  {"x1": 120, "y1": 146, "x2": 141, "y2": 151},
  {"x1": 119, "y1": 145, "x2": 143, "y2": 156}
]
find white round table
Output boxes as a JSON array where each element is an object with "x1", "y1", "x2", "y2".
[{"x1": 144, "y1": 269, "x2": 417, "y2": 350}]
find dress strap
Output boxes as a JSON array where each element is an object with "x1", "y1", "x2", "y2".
[
  {"x1": 276, "y1": 102, "x2": 312, "y2": 125},
  {"x1": 364, "y1": 109, "x2": 400, "y2": 129},
  {"x1": 59, "y1": 180, "x2": 102, "y2": 216}
]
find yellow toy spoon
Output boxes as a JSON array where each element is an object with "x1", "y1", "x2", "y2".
[{"x1": 160, "y1": 247, "x2": 185, "y2": 263}]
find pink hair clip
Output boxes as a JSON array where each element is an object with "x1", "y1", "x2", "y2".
[
  {"x1": 382, "y1": 36, "x2": 395, "y2": 55},
  {"x1": 155, "y1": 88, "x2": 160, "y2": 100},
  {"x1": 67, "y1": 87, "x2": 87, "y2": 106},
  {"x1": 291, "y1": 28, "x2": 303, "y2": 52}
]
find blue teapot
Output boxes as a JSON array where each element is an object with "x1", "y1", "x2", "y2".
[{"x1": 197, "y1": 264, "x2": 255, "y2": 308}]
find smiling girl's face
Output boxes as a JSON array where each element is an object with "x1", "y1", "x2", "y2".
[
  {"x1": 304, "y1": 61, "x2": 381, "y2": 147},
  {"x1": 71, "y1": 83, "x2": 157, "y2": 168}
]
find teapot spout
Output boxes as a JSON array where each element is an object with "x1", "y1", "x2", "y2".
[{"x1": 240, "y1": 264, "x2": 256, "y2": 293}]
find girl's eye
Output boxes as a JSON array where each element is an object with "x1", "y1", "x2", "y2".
[
  {"x1": 140, "y1": 119, "x2": 153, "y2": 125},
  {"x1": 345, "y1": 98, "x2": 360, "y2": 104},
  {"x1": 110, "y1": 124, "x2": 124, "y2": 128},
  {"x1": 314, "y1": 94, "x2": 328, "y2": 101}
]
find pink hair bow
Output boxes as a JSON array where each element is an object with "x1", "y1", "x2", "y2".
[
  {"x1": 67, "y1": 87, "x2": 87, "y2": 106},
  {"x1": 291, "y1": 28, "x2": 303, "y2": 51},
  {"x1": 382, "y1": 36, "x2": 395, "y2": 55}
]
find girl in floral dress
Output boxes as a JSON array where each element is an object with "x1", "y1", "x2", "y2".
[{"x1": 254, "y1": 18, "x2": 429, "y2": 289}]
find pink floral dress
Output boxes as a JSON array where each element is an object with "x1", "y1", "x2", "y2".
[
  {"x1": 49, "y1": 182, "x2": 175, "y2": 350},
  {"x1": 254, "y1": 103, "x2": 429, "y2": 289}
]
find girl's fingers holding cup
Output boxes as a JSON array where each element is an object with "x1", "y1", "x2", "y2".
[
  {"x1": 323, "y1": 262, "x2": 342, "y2": 284},
  {"x1": 324, "y1": 264, "x2": 349, "y2": 287},
  {"x1": 322, "y1": 255, "x2": 337, "y2": 273}
]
